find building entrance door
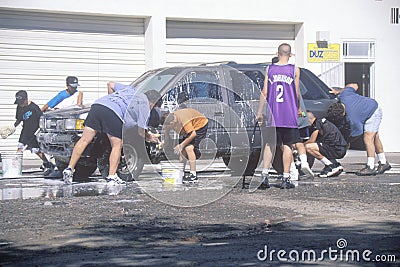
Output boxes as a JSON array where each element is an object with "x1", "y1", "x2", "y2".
[{"x1": 345, "y1": 63, "x2": 373, "y2": 97}]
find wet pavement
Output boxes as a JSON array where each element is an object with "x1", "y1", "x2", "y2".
[
  {"x1": 0, "y1": 151, "x2": 399, "y2": 266},
  {"x1": 1, "y1": 150, "x2": 399, "y2": 202}
]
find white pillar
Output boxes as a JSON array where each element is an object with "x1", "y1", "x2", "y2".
[
  {"x1": 144, "y1": 15, "x2": 166, "y2": 70},
  {"x1": 294, "y1": 23, "x2": 305, "y2": 66}
]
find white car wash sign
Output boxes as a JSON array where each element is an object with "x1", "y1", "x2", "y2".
[{"x1": 308, "y1": 43, "x2": 340, "y2": 62}]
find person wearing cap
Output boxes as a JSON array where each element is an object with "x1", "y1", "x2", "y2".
[
  {"x1": 13, "y1": 90, "x2": 55, "y2": 175},
  {"x1": 41, "y1": 76, "x2": 83, "y2": 112}
]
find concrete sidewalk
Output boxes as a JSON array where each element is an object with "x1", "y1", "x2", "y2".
[{"x1": 2, "y1": 149, "x2": 399, "y2": 174}]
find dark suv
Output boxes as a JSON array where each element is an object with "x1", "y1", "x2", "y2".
[{"x1": 37, "y1": 63, "x2": 336, "y2": 180}]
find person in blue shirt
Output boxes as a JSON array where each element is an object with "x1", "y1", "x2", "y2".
[
  {"x1": 62, "y1": 81, "x2": 161, "y2": 185},
  {"x1": 331, "y1": 83, "x2": 391, "y2": 176},
  {"x1": 41, "y1": 76, "x2": 83, "y2": 112}
]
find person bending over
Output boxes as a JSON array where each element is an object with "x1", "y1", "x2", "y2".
[{"x1": 164, "y1": 108, "x2": 208, "y2": 183}]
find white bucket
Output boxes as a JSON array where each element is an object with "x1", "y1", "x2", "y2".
[
  {"x1": 1, "y1": 152, "x2": 23, "y2": 178},
  {"x1": 161, "y1": 162, "x2": 183, "y2": 185}
]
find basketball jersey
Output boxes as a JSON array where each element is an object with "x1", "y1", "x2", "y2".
[{"x1": 266, "y1": 64, "x2": 298, "y2": 128}]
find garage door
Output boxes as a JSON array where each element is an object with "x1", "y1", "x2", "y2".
[
  {"x1": 0, "y1": 9, "x2": 145, "y2": 154},
  {"x1": 166, "y1": 20, "x2": 295, "y2": 66}
]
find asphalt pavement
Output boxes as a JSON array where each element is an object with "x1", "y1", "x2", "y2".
[
  {"x1": 5, "y1": 149, "x2": 400, "y2": 175},
  {"x1": 0, "y1": 150, "x2": 399, "y2": 266}
]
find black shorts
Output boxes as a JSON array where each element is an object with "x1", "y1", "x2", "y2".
[
  {"x1": 299, "y1": 127, "x2": 310, "y2": 140},
  {"x1": 180, "y1": 123, "x2": 208, "y2": 159},
  {"x1": 276, "y1": 127, "x2": 300, "y2": 146},
  {"x1": 85, "y1": 104, "x2": 123, "y2": 139},
  {"x1": 317, "y1": 142, "x2": 347, "y2": 160}
]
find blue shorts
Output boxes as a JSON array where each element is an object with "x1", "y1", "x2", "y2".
[{"x1": 364, "y1": 106, "x2": 382, "y2": 133}]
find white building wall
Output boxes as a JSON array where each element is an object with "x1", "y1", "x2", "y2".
[{"x1": 0, "y1": 0, "x2": 399, "y2": 151}]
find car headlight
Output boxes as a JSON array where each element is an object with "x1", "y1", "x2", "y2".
[
  {"x1": 65, "y1": 119, "x2": 77, "y2": 130},
  {"x1": 75, "y1": 119, "x2": 85, "y2": 130},
  {"x1": 46, "y1": 119, "x2": 57, "y2": 129},
  {"x1": 64, "y1": 119, "x2": 85, "y2": 130},
  {"x1": 39, "y1": 117, "x2": 45, "y2": 129}
]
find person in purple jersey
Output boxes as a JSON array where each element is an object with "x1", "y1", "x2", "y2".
[{"x1": 257, "y1": 43, "x2": 301, "y2": 189}]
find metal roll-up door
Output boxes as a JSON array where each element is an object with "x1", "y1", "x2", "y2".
[
  {"x1": 0, "y1": 9, "x2": 145, "y2": 154},
  {"x1": 166, "y1": 20, "x2": 296, "y2": 66}
]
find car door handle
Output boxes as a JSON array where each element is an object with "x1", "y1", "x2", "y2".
[{"x1": 214, "y1": 112, "x2": 224, "y2": 117}]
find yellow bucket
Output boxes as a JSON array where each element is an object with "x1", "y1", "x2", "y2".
[{"x1": 161, "y1": 162, "x2": 183, "y2": 184}]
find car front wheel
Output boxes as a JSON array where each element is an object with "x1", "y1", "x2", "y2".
[{"x1": 222, "y1": 149, "x2": 261, "y2": 176}]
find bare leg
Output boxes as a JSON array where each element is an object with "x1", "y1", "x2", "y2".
[
  {"x1": 296, "y1": 142, "x2": 306, "y2": 156},
  {"x1": 363, "y1": 131, "x2": 377, "y2": 158},
  {"x1": 305, "y1": 143, "x2": 324, "y2": 160},
  {"x1": 68, "y1": 126, "x2": 97, "y2": 169},
  {"x1": 183, "y1": 144, "x2": 196, "y2": 172},
  {"x1": 107, "y1": 134, "x2": 123, "y2": 176},
  {"x1": 282, "y1": 144, "x2": 293, "y2": 173},
  {"x1": 262, "y1": 144, "x2": 273, "y2": 169},
  {"x1": 374, "y1": 132, "x2": 384, "y2": 154}
]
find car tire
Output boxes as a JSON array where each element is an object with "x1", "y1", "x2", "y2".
[
  {"x1": 56, "y1": 158, "x2": 97, "y2": 180},
  {"x1": 74, "y1": 163, "x2": 97, "y2": 180},
  {"x1": 55, "y1": 158, "x2": 67, "y2": 173},
  {"x1": 222, "y1": 148, "x2": 261, "y2": 176},
  {"x1": 55, "y1": 158, "x2": 96, "y2": 180},
  {"x1": 118, "y1": 147, "x2": 144, "y2": 182},
  {"x1": 98, "y1": 145, "x2": 144, "y2": 182}
]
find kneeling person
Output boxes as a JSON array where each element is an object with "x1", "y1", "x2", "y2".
[
  {"x1": 164, "y1": 108, "x2": 208, "y2": 183},
  {"x1": 305, "y1": 111, "x2": 347, "y2": 177}
]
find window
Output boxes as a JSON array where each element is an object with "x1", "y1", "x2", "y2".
[
  {"x1": 162, "y1": 70, "x2": 222, "y2": 109},
  {"x1": 132, "y1": 67, "x2": 180, "y2": 93},
  {"x1": 230, "y1": 70, "x2": 263, "y2": 102},
  {"x1": 391, "y1": 7, "x2": 399, "y2": 24},
  {"x1": 299, "y1": 68, "x2": 331, "y2": 100},
  {"x1": 343, "y1": 41, "x2": 375, "y2": 59}
]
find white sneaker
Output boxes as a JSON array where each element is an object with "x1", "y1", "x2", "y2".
[
  {"x1": 290, "y1": 167, "x2": 299, "y2": 181},
  {"x1": 62, "y1": 167, "x2": 74, "y2": 185},
  {"x1": 300, "y1": 164, "x2": 314, "y2": 178},
  {"x1": 106, "y1": 175, "x2": 126, "y2": 185}
]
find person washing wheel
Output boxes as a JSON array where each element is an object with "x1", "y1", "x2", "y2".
[
  {"x1": 331, "y1": 83, "x2": 391, "y2": 176},
  {"x1": 163, "y1": 108, "x2": 208, "y2": 184},
  {"x1": 62, "y1": 81, "x2": 161, "y2": 185}
]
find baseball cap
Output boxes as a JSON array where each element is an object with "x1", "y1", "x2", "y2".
[
  {"x1": 14, "y1": 90, "x2": 28, "y2": 104},
  {"x1": 66, "y1": 76, "x2": 80, "y2": 87}
]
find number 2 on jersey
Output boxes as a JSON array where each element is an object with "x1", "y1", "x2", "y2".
[{"x1": 276, "y1": 85, "x2": 284, "y2": 102}]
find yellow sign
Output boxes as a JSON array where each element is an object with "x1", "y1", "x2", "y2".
[{"x1": 307, "y1": 43, "x2": 340, "y2": 62}]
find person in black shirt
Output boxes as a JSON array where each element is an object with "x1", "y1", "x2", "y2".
[
  {"x1": 14, "y1": 90, "x2": 54, "y2": 175},
  {"x1": 305, "y1": 111, "x2": 347, "y2": 177}
]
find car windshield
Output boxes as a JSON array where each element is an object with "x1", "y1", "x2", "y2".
[
  {"x1": 299, "y1": 68, "x2": 331, "y2": 100},
  {"x1": 131, "y1": 68, "x2": 181, "y2": 92}
]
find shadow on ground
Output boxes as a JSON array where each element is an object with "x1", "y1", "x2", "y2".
[{"x1": 1, "y1": 217, "x2": 399, "y2": 266}]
